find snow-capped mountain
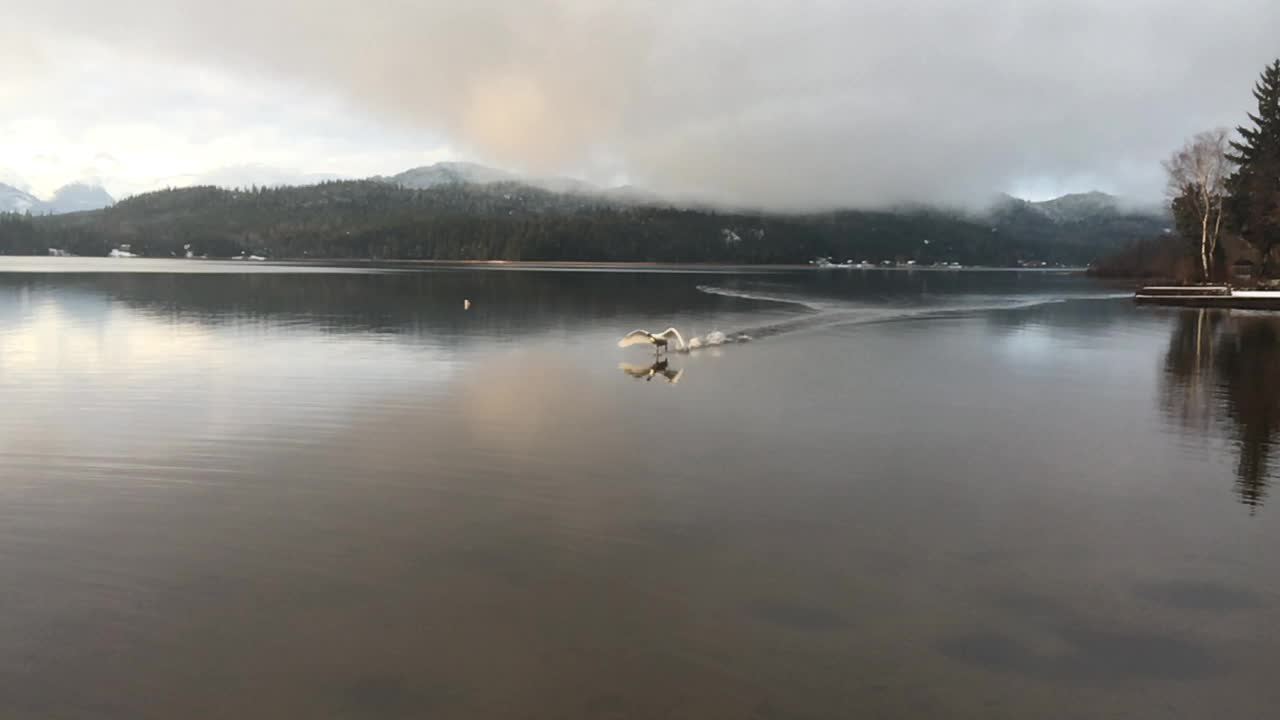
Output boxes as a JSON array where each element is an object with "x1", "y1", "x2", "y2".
[
  {"x1": 382, "y1": 161, "x2": 664, "y2": 205},
  {"x1": 47, "y1": 182, "x2": 114, "y2": 213},
  {"x1": 0, "y1": 182, "x2": 114, "y2": 214},
  {"x1": 386, "y1": 161, "x2": 607, "y2": 194},
  {"x1": 384, "y1": 162, "x2": 521, "y2": 189},
  {"x1": 0, "y1": 183, "x2": 44, "y2": 213}
]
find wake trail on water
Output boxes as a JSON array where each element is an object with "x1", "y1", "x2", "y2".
[
  {"x1": 693, "y1": 285, "x2": 828, "y2": 311},
  {"x1": 679, "y1": 285, "x2": 1132, "y2": 351}
]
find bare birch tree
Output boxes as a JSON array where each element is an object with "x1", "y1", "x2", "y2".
[{"x1": 1164, "y1": 129, "x2": 1234, "y2": 282}]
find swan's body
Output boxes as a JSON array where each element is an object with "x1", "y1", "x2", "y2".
[{"x1": 618, "y1": 327, "x2": 686, "y2": 353}]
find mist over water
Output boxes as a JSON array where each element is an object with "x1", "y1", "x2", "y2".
[{"x1": 1, "y1": 259, "x2": 1278, "y2": 719}]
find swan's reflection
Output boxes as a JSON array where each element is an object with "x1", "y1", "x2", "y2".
[{"x1": 619, "y1": 359, "x2": 684, "y2": 385}]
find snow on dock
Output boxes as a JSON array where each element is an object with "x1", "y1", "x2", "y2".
[{"x1": 1135, "y1": 285, "x2": 1280, "y2": 309}]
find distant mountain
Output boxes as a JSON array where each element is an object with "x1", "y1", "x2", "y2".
[
  {"x1": 985, "y1": 191, "x2": 1169, "y2": 251},
  {"x1": 47, "y1": 183, "x2": 114, "y2": 214},
  {"x1": 387, "y1": 164, "x2": 1162, "y2": 225},
  {"x1": 990, "y1": 191, "x2": 1167, "y2": 224},
  {"x1": 383, "y1": 162, "x2": 520, "y2": 189},
  {"x1": 0, "y1": 182, "x2": 114, "y2": 215},
  {"x1": 383, "y1": 162, "x2": 645, "y2": 203},
  {"x1": 0, "y1": 183, "x2": 44, "y2": 214},
  {"x1": 1028, "y1": 191, "x2": 1121, "y2": 222}
]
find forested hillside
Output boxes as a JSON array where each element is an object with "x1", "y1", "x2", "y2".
[{"x1": 0, "y1": 179, "x2": 1168, "y2": 265}]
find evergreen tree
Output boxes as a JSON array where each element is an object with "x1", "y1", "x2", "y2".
[{"x1": 1228, "y1": 59, "x2": 1280, "y2": 274}]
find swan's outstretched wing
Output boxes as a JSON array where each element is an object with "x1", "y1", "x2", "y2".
[
  {"x1": 656, "y1": 327, "x2": 685, "y2": 350},
  {"x1": 618, "y1": 330, "x2": 653, "y2": 348}
]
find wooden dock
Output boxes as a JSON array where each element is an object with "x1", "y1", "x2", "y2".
[{"x1": 1135, "y1": 286, "x2": 1280, "y2": 309}]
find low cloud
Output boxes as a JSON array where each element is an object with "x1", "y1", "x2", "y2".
[{"x1": 11, "y1": 0, "x2": 1280, "y2": 208}]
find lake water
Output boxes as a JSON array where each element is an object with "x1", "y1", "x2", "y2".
[{"x1": 1, "y1": 257, "x2": 1277, "y2": 719}]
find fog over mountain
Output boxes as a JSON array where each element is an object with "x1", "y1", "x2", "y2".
[{"x1": 5, "y1": 1, "x2": 1280, "y2": 209}]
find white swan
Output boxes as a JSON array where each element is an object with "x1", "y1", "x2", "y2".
[{"x1": 618, "y1": 327, "x2": 686, "y2": 354}]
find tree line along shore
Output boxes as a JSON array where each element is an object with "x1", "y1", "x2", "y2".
[
  {"x1": 0, "y1": 179, "x2": 1170, "y2": 268},
  {"x1": 1092, "y1": 59, "x2": 1280, "y2": 284}
]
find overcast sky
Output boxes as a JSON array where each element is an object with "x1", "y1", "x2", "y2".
[{"x1": 2, "y1": 0, "x2": 1277, "y2": 208}]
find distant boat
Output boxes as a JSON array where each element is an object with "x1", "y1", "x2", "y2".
[{"x1": 108, "y1": 248, "x2": 138, "y2": 258}]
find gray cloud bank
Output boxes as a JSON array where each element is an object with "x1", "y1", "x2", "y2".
[{"x1": 17, "y1": 0, "x2": 1280, "y2": 209}]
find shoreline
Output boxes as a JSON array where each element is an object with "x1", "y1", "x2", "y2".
[{"x1": 1, "y1": 255, "x2": 1089, "y2": 273}]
